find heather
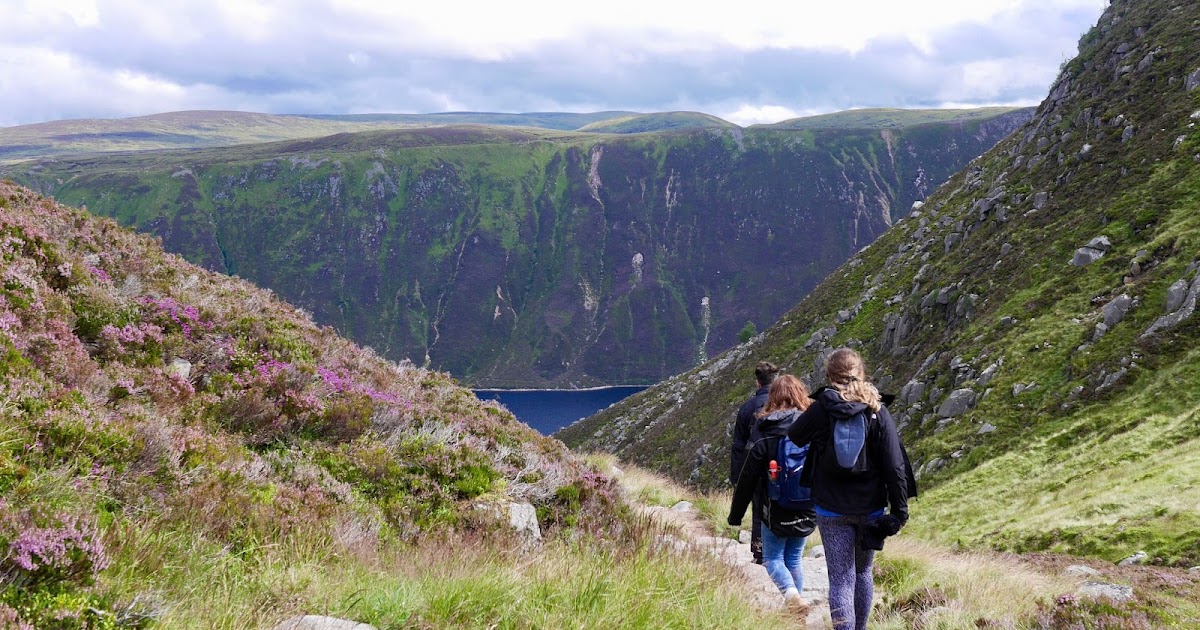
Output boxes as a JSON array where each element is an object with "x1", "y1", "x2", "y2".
[{"x1": 0, "y1": 181, "x2": 645, "y2": 626}]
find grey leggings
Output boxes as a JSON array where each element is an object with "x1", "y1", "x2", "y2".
[{"x1": 816, "y1": 514, "x2": 875, "y2": 630}]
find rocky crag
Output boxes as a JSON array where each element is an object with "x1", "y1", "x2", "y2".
[
  {"x1": 561, "y1": 0, "x2": 1200, "y2": 574},
  {"x1": 3, "y1": 111, "x2": 1028, "y2": 387}
]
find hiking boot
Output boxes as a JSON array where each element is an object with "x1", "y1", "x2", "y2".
[{"x1": 783, "y1": 587, "x2": 808, "y2": 613}]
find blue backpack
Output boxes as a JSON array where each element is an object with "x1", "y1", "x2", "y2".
[
  {"x1": 767, "y1": 436, "x2": 813, "y2": 510},
  {"x1": 832, "y1": 410, "x2": 875, "y2": 473}
]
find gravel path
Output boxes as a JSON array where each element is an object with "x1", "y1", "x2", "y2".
[{"x1": 639, "y1": 502, "x2": 831, "y2": 628}]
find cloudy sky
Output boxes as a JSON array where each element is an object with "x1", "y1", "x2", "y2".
[{"x1": 1, "y1": 0, "x2": 1108, "y2": 127}]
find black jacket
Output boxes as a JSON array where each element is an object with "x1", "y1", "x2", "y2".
[
  {"x1": 787, "y1": 387, "x2": 914, "y2": 519},
  {"x1": 730, "y1": 386, "x2": 769, "y2": 484},
  {"x1": 728, "y1": 409, "x2": 816, "y2": 537}
]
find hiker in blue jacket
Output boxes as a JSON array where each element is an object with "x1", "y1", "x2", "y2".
[
  {"x1": 730, "y1": 361, "x2": 777, "y2": 564},
  {"x1": 787, "y1": 348, "x2": 914, "y2": 630},
  {"x1": 727, "y1": 374, "x2": 816, "y2": 611}
]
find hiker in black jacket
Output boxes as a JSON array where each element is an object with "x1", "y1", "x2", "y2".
[
  {"x1": 787, "y1": 348, "x2": 914, "y2": 630},
  {"x1": 730, "y1": 361, "x2": 777, "y2": 564},
  {"x1": 727, "y1": 374, "x2": 816, "y2": 611}
]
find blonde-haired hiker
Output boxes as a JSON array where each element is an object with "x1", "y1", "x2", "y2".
[
  {"x1": 786, "y1": 349, "x2": 916, "y2": 630},
  {"x1": 727, "y1": 374, "x2": 816, "y2": 612}
]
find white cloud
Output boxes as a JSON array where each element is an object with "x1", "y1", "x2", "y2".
[{"x1": 0, "y1": 0, "x2": 1110, "y2": 126}]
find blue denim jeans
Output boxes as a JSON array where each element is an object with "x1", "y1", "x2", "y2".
[{"x1": 760, "y1": 526, "x2": 806, "y2": 594}]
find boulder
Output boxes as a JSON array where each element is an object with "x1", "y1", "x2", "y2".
[
  {"x1": 1122, "y1": 125, "x2": 1136, "y2": 143},
  {"x1": 274, "y1": 616, "x2": 376, "y2": 630},
  {"x1": 508, "y1": 502, "x2": 542, "y2": 541},
  {"x1": 977, "y1": 362, "x2": 1000, "y2": 387},
  {"x1": 1103, "y1": 294, "x2": 1134, "y2": 328},
  {"x1": 1032, "y1": 192, "x2": 1049, "y2": 209},
  {"x1": 167, "y1": 358, "x2": 192, "y2": 381},
  {"x1": 1117, "y1": 551, "x2": 1149, "y2": 566},
  {"x1": 1165, "y1": 279, "x2": 1189, "y2": 314},
  {"x1": 900, "y1": 380, "x2": 927, "y2": 406},
  {"x1": 738, "y1": 530, "x2": 751, "y2": 544},
  {"x1": 1065, "y1": 565, "x2": 1101, "y2": 578},
  {"x1": 1078, "y1": 582, "x2": 1134, "y2": 603},
  {"x1": 1071, "y1": 236, "x2": 1111, "y2": 266},
  {"x1": 936, "y1": 389, "x2": 976, "y2": 418},
  {"x1": 670, "y1": 501, "x2": 694, "y2": 512},
  {"x1": 944, "y1": 233, "x2": 962, "y2": 254},
  {"x1": 977, "y1": 423, "x2": 997, "y2": 435},
  {"x1": 1187, "y1": 68, "x2": 1200, "y2": 92}
]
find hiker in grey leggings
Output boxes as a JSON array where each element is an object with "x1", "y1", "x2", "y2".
[
  {"x1": 817, "y1": 514, "x2": 875, "y2": 630},
  {"x1": 786, "y1": 349, "x2": 917, "y2": 630}
]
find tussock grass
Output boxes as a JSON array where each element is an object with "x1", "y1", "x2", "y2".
[{"x1": 98, "y1": 515, "x2": 787, "y2": 629}]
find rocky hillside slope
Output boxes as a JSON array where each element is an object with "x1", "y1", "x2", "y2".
[
  {"x1": 4, "y1": 113, "x2": 1028, "y2": 387},
  {"x1": 0, "y1": 181, "x2": 618, "y2": 626},
  {"x1": 561, "y1": 0, "x2": 1200, "y2": 567}
]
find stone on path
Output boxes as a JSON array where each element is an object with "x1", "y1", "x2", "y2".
[{"x1": 274, "y1": 616, "x2": 376, "y2": 630}]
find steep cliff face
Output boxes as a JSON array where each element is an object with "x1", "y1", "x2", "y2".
[
  {"x1": 561, "y1": 0, "x2": 1200, "y2": 564},
  {"x1": 6, "y1": 114, "x2": 1027, "y2": 387}
]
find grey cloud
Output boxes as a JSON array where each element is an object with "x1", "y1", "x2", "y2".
[{"x1": 0, "y1": 2, "x2": 1102, "y2": 126}]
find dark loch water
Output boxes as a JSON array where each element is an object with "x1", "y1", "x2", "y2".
[{"x1": 473, "y1": 386, "x2": 647, "y2": 435}]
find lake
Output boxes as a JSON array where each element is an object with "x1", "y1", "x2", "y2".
[{"x1": 473, "y1": 386, "x2": 648, "y2": 435}]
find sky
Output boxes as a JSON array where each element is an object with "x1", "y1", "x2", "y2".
[{"x1": 0, "y1": 0, "x2": 1109, "y2": 128}]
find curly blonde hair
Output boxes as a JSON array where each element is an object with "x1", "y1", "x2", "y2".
[{"x1": 825, "y1": 348, "x2": 882, "y2": 412}]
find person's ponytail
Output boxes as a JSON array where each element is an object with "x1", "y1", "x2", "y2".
[{"x1": 825, "y1": 349, "x2": 882, "y2": 412}]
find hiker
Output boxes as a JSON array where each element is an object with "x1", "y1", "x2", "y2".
[
  {"x1": 730, "y1": 360, "x2": 778, "y2": 564},
  {"x1": 787, "y1": 348, "x2": 914, "y2": 630},
  {"x1": 727, "y1": 374, "x2": 816, "y2": 611}
]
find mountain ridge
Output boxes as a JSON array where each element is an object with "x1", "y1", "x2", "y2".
[
  {"x1": 3, "y1": 111, "x2": 1030, "y2": 387},
  {"x1": 560, "y1": 0, "x2": 1200, "y2": 567}
]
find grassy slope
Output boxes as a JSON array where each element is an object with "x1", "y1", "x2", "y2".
[
  {"x1": 0, "y1": 111, "x2": 637, "y2": 162},
  {"x1": 576, "y1": 112, "x2": 738, "y2": 133},
  {"x1": 763, "y1": 106, "x2": 1034, "y2": 130},
  {"x1": 562, "y1": 0, "x2": 1200, "y2": 568},
  {"x1": 0, "y1": 181, "x2": 799, "y2": 628}
]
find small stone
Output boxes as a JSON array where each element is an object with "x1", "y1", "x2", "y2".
[
  {"x1": 1000, "y1": 316, "x2": 1017, "y2": 328},
  {"x1": 1078, "y1": 582, "x2": 1134, "y2": 603},
  {"x1": 274, "y1": 616, "x2": 376, "y2": 630},
  {"x1": 1118, "y1": 551, "x2": 1149, "y2": 566},
  {"x1": 1065, "y1": 565, "x2": 1102, "y2": 577},
  {"x1": 738, "y1": 530, "x2": 751, "y2": 544},
  {"x1": 671, "y1": 501, "x2": 694, "y2": 512},
  {"x1": 809, "y1": 545, "x2": 825, "y2": 558},
  {"x1": 1103, "y1": 294, "x2": 1134, "y2": 328},
  {"x1": 977, "y1": 423, "x2": 997, "y2": 435}
]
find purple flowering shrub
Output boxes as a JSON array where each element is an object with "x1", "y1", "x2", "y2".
[{"x1": 0, "y1": 181, "x2": 626, "y2": 622}]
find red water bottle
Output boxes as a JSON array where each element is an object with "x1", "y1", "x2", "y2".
[{"x1": 769, "y1": 460, "x2": 779, "y2": 480}]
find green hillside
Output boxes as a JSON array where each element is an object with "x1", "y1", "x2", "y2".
[
  {"x1": 0, "y1": 110, "x2": 638, "y2": 162},
  {"x1": 562, "y1": 0, "x2": 1200, "y2": 570},
  {"x1": 0, "y1": 180, "x2": 647, "y2": 626},
  {"x1": 764, "y1": 106, "x2": 1034, "y2": 130},
  {"x1": 576, "y1": 112, "x2": 737, "y2": 133},
  {"x1": 303, "y1": 111, "x2": 638, "y2": 130},
  {"x1": 2, "y1": 112, "x2": 1028, "y2": 387}
]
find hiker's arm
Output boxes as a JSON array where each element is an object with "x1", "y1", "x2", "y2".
[
  {"x1": 730, "y1": 407, "x2": 752, "y2": 484},
  {"x1": 876, "y1": 407, "x2": 910, "y2": 522},
  {"x1": 787, "y1": 404, "x2": 822, "y2": 446},
  {"x1": 727, "y1": 439, "x2": 764, "y2": 525}
]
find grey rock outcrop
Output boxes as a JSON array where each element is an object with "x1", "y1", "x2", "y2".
[
  {"x1": 1078, "y1": 582, "x2": 1134, "y2": 602},
  {"x1": 508, "y1": 502, "x2": 542, "y2": 541},
  {"x1": 274, "y1": 616, "x2": 376, "y2": 630},
  {"x1": 1071, "y1": 236, "x2": 1112, "y2": 266},
  {"x1": 1187, "y1": 68, "x2": 1200, "y2": 92},
  {"x1": 1103, "y1": 294, "x2": 1134, "y2": 328},
  {"x1": 1117, "y1": 550, "x2": 1149, "y2": 566},
  {"x1": 937, "y1": 389, "x2": 976, "y2": 418},
  {"x1": 900, "y1": 380, "x2": 927, "y2": 406},
  {"x1": 1065, "y1": 565, "x2": 1101, "y2": 578},
  {"x1": 1143, "y1": 274, "x2": 1200, "y2": 337}
]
